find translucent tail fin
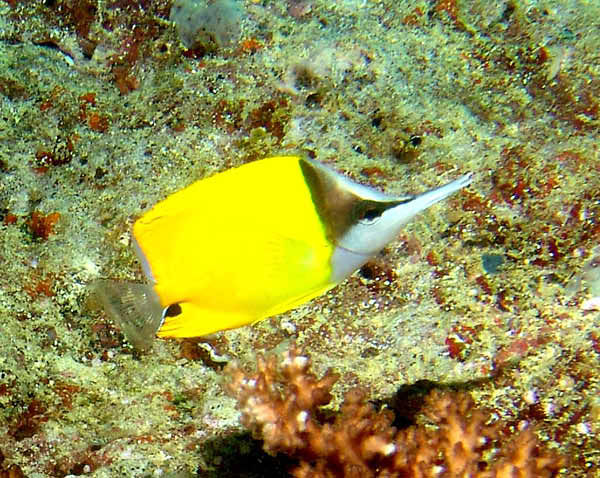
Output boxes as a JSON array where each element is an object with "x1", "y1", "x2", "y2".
[{"x1": 89, "y1": 280, "x2": 164, "y2": 351}]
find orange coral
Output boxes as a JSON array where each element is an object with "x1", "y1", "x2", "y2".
[{"x1": 225, "y1": 348, "x2": 566, "y2": 478}]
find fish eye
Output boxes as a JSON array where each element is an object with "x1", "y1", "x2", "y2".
[
  {"x1": 361, "y1": 208, "x2": 381, "y2": 223},
  {"x1": 356, "y1": 203, "x2": 383, "y2": 225}
]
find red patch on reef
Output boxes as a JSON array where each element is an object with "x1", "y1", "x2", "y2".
[
  {"x1": 461, "y1": 191, "x2": 489, "y2": 213},
  {"x1": 435, "y1": 0, "x2": 458, "y2": 21},
  {"x1": 46, "y1": 0, "x2": 97, "y2": 39},
  {"x1": 445, "y1": 336, "x2": 464, "y2": 359},
  {"x1": 475, "y1": 275, "x2": 492, "y2": 295},
  {"x1": 425, "y1": 250, "x2": 439, "y2": 266},
  {"x1": 434, "y1": 0, "x2": 465, "y2": 29},
  {"x1": 79, "y1": 92, "x2": 96, "y2": 105},
  {"x1": 402, "y1": 7, "x2": 424, "y2": 26},
  {"x1": 113, "y1": 65, "x2": 139, "y2": 94},
  {"x1": 3, "y1": 213, "x2": 18, "y2": 225},
  {"x1": 239, "y1": 38, "x2": 263, "y2": 54},
  {"x1": 9, "y1": 400, "x2": 48, "y2": 441},
  {"x1": 54, "y1": 382, "x2": 82, "y2": 409},
  {"x1": 494, "y1": 333, "x2": 550, "y2": 367},
  {"x1": 247, "y1": 98, "x2": 290, "y2": 141},
  {"x1": 27, "y1": 211, "x2": 60, "y2": 240},
  {"x1": 491, "y1": 146, "x2": 532, "y2": 206},
  {"x1": 87, "y1": 112, "x2": 110, "y2": 132},
  {"x1": 590, "y1": 332, "x2": 600, "y2": 355},
  {"x1": 24, "y1": 273, "x2": 55, "y2": 299},
  {"x1": 446, "y1": 324, "x2": 478, "y2": 360},
  {"x1": 554, "y1": 150, "x2": 584, "y2": 172},
  {"x1": 108, "y1": 0, "x2": 153, "y2": 9},
  {"x1": 360, "y1": 166, "x2": 385, "y2": 178}
]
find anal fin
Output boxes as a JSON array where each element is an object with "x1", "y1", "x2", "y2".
[{"x1": 157, "y1": 301, "x2": 253, "y2": 338}]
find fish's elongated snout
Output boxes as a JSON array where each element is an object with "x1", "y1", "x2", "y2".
[
  {"x1": 335, "y1": 172, "x2": 474, "y2": 257},
  {"x1": 329, "y1": 171, "x2": 473, "y2": 280},
  {"x1": 399, "y1": 172, "x2": 473, "y2": 217},
  {"x1": 379, "y1": 172, "x2": 474, "y2": 241}
]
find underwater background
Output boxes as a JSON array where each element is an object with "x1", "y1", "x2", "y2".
[{"x1": 0, "y1": 0, "x2": 599, "y2": 476}]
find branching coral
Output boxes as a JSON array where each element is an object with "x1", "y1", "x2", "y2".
[{"x1": 224, "y1": 348, "x2": 566, "y2": 478}]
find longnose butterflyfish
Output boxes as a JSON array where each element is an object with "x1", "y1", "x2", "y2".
[{"x1": 92, "y1": 156, "x2": 472, "y2": 350}]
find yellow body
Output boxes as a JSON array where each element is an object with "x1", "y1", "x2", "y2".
[{"x1": 132, "y1": 156, "x2": 336, "y2": 338}]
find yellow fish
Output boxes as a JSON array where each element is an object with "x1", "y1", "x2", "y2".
[{"x1": 92, "y1": 156, "x2": 471, "y2": 350}]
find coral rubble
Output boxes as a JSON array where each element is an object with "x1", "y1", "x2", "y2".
[{"x1": 225, "y1": 347, "x2": 566, "y2": 478}]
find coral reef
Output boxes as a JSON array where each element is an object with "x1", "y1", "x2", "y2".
[
  {"x1": 0, "y1": 0, "x2": 599, "y2": 475},
  {"x1": 225, "y1": 347, "x2": 566, "y2": 478}
]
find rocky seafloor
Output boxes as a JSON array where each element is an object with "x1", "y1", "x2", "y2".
[{"x1": 0, "y1": 0, "x2": 598, "y2": 476}]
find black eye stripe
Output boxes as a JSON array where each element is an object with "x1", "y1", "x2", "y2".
[
  {"x1": 362, "y1": 208, "x2": 381, "y2": 221},
  {"x1": 355, "y1": 201, "x2": 387, "y2": 223}
]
